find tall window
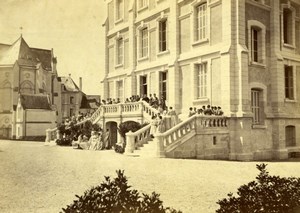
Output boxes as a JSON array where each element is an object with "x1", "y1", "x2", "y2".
[
  {"x1": 117, "y1": 38, "x2": 123, "y2": 65},
  {"x1": 140, "y1": 75, "x2": 147, "y2": 95},
  {"x1": 283, "y1": 8, "x2": 293, "y2": 45},
  {"x1": 116, "y1": 0, "x2": 123, "y2": 20},
  {"x1": 70, "y1": 108, "x2": 74, "y2": 117},
  {"x1": 196, "y1": 3, "x2": 207, "y2": 41},
  {"x1": 70, "y1": 96, "x2": 74, "y2": 104},
  {"x1": 251, "y1": 28, "x2": 259, "y2": 62},
  {"x1": 159, "y1": 20, "x2": 167, "y2": 52},
  {"x1": 117, "y1": 81, "x2": 123, "y2": 102},
  {"x1": 159, "y1": 72, "x2": 167, "y2": 100},
  {"x1": 285, "y1": 65, "x2": 294, "y2": 100},
  {"x1": 139, "y1": 0, "x2": 147, "y2": 8},
  {"x1": 248, "y1": 20, "x2": 266, "y2": 64},
  {"x1": 286, "y1": 126, "x2": 296, "y2": 147},
  {"x1": 141, "y1": 28, "x2": 148, "y2": 58},
  {"x1": 197, "y1": 64, "x2": 207, "y2": 98},
  {"x1": 251, "y1": 89, "x2": 261, "y2": 124}
]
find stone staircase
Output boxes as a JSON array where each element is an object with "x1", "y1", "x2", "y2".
[{"x1": 133, "y1": 137, "x2": 157, "y2": 157}]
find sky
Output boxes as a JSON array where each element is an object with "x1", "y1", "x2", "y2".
[{"x1": 0, "y1": 0, "x2": 106, "y2": 95}]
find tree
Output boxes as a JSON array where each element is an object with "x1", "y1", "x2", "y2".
[{"x1": 217, "y1": 164, "x2": 300, "y2": 213}]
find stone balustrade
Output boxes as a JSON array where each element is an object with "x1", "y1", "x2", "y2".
[
  {"x1": 154, "y1": 115, "x2": 228, "y2": 157},
  {"x1": 125, "y1": 124, "x2": 151, "y2": 154},
  {"x1": 45, "y1": 101, "x2": 159, "y2": 145}
]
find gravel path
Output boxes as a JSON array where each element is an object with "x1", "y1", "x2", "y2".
[{"x1": 0, "y1": 140, "x2": 300, "y2": 213}]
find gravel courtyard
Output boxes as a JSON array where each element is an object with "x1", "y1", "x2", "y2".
[{"x1": 0, "y1": 140, "x2": 300, "y2": 213}]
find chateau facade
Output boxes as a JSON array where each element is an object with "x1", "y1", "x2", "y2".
[{"x1": 101, "y1": 0, "x2": 300, "y2": 160}]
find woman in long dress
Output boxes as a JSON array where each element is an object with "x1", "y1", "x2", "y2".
[
  {"x1": 150, "y1": 115, "x2": 158, "y2": 138},
  {"x1": 157, "y1": 116, "x2": 165, "y2": 133}
]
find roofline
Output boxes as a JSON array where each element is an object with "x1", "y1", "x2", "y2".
[{"x1": 31, "y1": 47, "x2": 52, "y2": 52}]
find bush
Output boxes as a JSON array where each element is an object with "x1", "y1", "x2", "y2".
[
  {"x1": 62, "y1": 170, "x2": 181, "y2": 213},
  {"x1": 216, "y1": 163, "x2": 300, "y2": 213},
  {"x1": 56, "y1": 138, "x2": 72, "y2": 146}
]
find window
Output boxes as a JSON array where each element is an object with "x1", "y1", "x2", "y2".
[
  {"x1": 70, "y1": 96, "x2": 74, "y2": 104},
  {"x1": 285, "y1": 65, "x2": 294, "y2": 100},
  {"x1": 197, "y1": 64, "x2": 207, "y2": 98},
  {"x1": 196, "y1": 3, "x2": 207, "y2": 41},
  {"x1": 140, "y1": 75, "x2": 147, "y2": 96},
  {"x1": 286, "y1": 126, "x2": 296, "y2": 147},
  {"x1": 248, "y1": 20, "x2": 266, "y2": 64},
  {"x1": 70, "y1": 108, "x2": 74, "y2": 117},
  {"x1": 141, "y1": 28, "x2": 148, "y2": 58},
  {"x1": 117, "y1": 38, "x2": 123, "y2": 65},
  {"x1": 116, "y1": 0, "x2": 123, "y2": 20},
  {"x1": 159, "y1": 72, "x2": 167, "y2": 100},
  {"x1": 117, "y1": 81, "x2": 123, "y2": 102},
  {"x1": 283, "y1": 8, "x2": 293, "y2": 45},
  {"x1": 20, "y1": 81, "x2": 34, "y2": 94},
  {"x1": 252, "y1": 28, "x2": 259, "y2": 62},
  {"x1": 251, "y1": 89, "x2": 261, "y2": 124},
  {"x1": 139, "y1": 0, "x2": 147, "y2": 8},
  {"x1": 159, "y1": 20, "x2": 167, "y2": 52}
]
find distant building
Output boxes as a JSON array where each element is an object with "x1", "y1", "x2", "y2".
[
  {"x1": 16, "y1": 94, "x2": 56, "y2": 140},
  {"x1": 0, "y1": 36, "x2": 58, "y2": 139},
  {"x1": 56, "y1": 75, "x2": 100, "y2": 122},
  {"x1": 101, "y1": 0, "x2": 300, "y2": 160}
]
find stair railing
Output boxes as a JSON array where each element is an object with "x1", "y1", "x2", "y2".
[
  {"x1": 154, "y1": 115, "x2": 228, "y2": 157},
  {"x1": 125, "y1": 124, "x2": 151, "y2": 154}
]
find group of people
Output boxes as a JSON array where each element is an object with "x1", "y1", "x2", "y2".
[
  {"x1": 149, "y1": 106, "x2": 178, "y2": 137},
  {"x1": 72, "y1": 129, "x2": 110, "y2": 151},
  {"x1": 64, "y1": 112, "x2": 93, "y2": 126},
  {"x1": 100, "y1": 94, "x2": 167, "y2": 111},
  {"x1": 188, "y1": 105, "x2": 224, "y2": 117}
]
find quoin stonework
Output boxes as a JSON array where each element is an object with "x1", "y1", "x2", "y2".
[{"x1": 99, "y1": 0, "x2": 300, "y2": 160}]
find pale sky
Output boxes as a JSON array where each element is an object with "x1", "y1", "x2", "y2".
[{"x1": 0, "y1": 0, "x2": 106, "y2": 95}]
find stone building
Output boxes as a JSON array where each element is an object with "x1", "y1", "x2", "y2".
[
  {"x1": 0, "y1": 36, "x2": 58, "y2": 139},
  {"x1": 100, "y1": 0, "x2": 300, "y2": 160}
]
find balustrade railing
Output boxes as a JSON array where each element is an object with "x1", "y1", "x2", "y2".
[
  {"x1": 155, "y1": 115, "x2": 228, "y2": 150},
  {"x1": 125, "y1": 124, "x2": 151, "y2": 153}
]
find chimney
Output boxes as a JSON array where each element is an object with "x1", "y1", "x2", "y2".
[
  {"x1": 79, "y1": 77, "x2": 82, "y2": 91},
  {"x1": 69, "y1": 73, "x2": 71, "y2": 77}
]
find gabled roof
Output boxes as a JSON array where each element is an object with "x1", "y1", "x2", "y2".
[
  {"x1": 80, "y1": 95, "x2": 100, "y2": 109},
  {"x1": 0, "y1": 36, "x2": 53, "y2": 70},
  {"x1": 59, "y1": 76, "x2": 81, "y2": 92},
  {"x1": 19, "y1": 94, "x2": 52, "y2": 110}
]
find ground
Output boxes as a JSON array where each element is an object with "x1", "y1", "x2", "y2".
[{"x1": 0, "y1": 140, "x2": 300, "y2": 213}]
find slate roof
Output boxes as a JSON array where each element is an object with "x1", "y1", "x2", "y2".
[
  {"x1": 0, "y1": 36, "x2": 53, "y2": 70},
  {"x1": 80, "y1": 95, "x2": 100, "y2": 109},
  {"x1": 20, "y1": 94, "x2": 52, "y2": 110},
  {"x1": 59, "y1": 76, "x2": 81, "y2": 92}
]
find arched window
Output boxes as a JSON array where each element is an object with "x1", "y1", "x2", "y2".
[{"x1": 20, "y1": 81, "x2": 34, "y2": 94}]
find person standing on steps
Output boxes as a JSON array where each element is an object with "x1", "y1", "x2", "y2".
[
  {"x1": 150, "y1": 115, "x2": 158, "y2": 138},
  {"x1": 168, "y1": 107, "x2": 177, "y2": 127}
]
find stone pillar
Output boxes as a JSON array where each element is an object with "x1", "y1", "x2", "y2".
[
  {"x1": 153, "y1": 132, "x2": 166, "y2": 158},
  {"x1": 125, "y1": 131, "x2": 135, "y2": 154},
  {"x1": 45, "y1": 129, "x2": 51, "y2": 144}
]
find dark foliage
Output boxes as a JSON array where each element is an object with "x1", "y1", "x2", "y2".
[
  {"x1": 62, "y1": 170, "x2": 181, "y2": 213},
  {"x1": 216, "y1": 163, "x2": 300, "y2": 213},
  {"x1": 56, "y1": 138, "x2": 72, "y2": 146},
  {"x1": 56, "y1": 120, "x2": 101, "y2": 146}
]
